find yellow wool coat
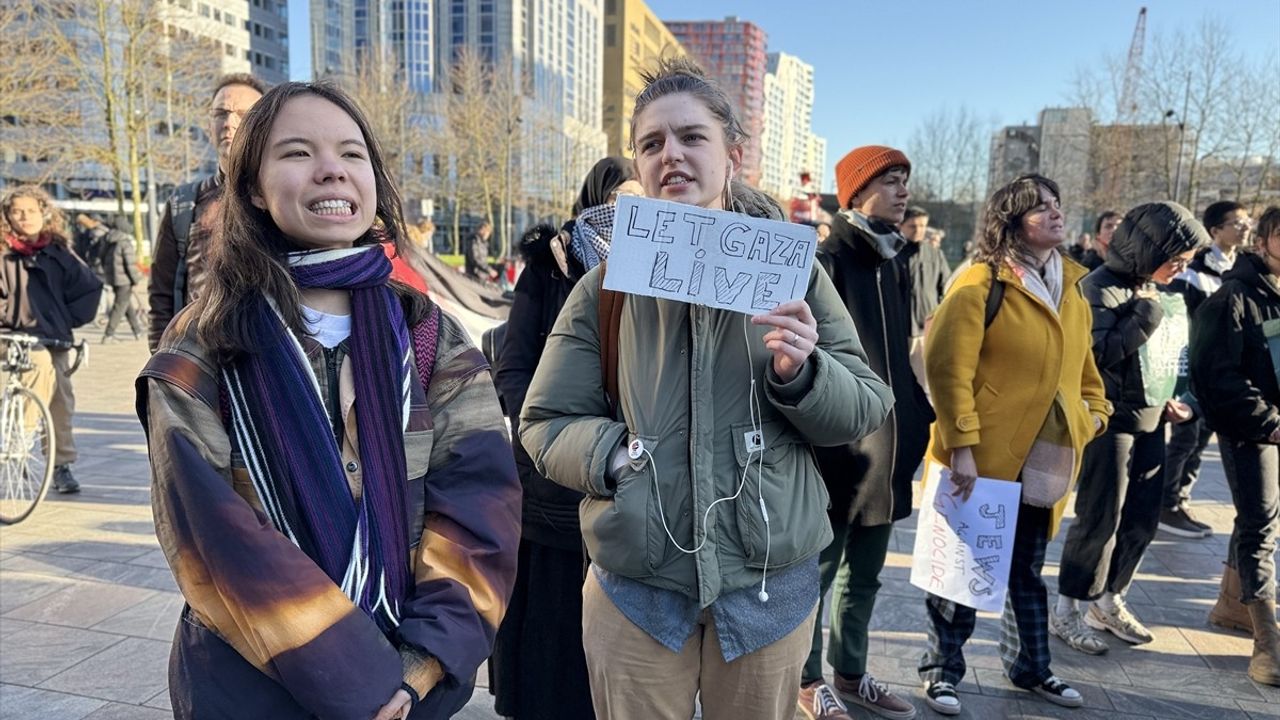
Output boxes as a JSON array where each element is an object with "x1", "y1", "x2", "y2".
[{"x1": 924, "y1": 258, "x2": 1112, "y2": 538}]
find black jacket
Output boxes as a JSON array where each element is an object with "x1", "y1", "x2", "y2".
[
  {"x1": 150, "y1": 174, "x2": 221, "y2": 352},
  {"x1": 1, "y1": 242, "x2": 104, "y2": 343},
  {"x1": 496, "y1": 224, "x2": 587, "y2": 550},
  {"x1": 813, "y1": 212, "x2": 932, "y2": 526},
  {"x1": 1082, "y1": 202, "x2": 1207, "y2": 433},
  {"x1": 895, "y1": 240, "x2": 950, "y2": 336},
  {"x1": 1189, "y1": 253, "x2": 1280, "y2": 443}
]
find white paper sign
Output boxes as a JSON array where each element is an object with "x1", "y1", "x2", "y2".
[
  {"x1": 909, "y1": 462, "x2": 1022, "y2": 613},
  {"x1": 603, "y1": 195, "x2": 817, "y2": 315}
]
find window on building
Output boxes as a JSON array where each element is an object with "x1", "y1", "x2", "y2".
[
  {"x1": 225, "y1": 13, "x2": 235, "y2": 25},
  {"x1": 199, "y1": 3, "x2": 210, "y2": 17},
  {"x1": 605, "y1": 24, "x2": 615, "y2": 46},
  {"x1": 225, "y1": 43, "x2": 234, "y2": 56}
]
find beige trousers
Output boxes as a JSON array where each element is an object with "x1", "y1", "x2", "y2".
[
  {"x1": 7, "y1": 348, "x2": 77, "y2": 466},
  {"x1": 909, "y1": 334, "x2": 930, "y2": 402},
  {"x1": 581, "y1": 572, "x2": 817, "y2": 720}
]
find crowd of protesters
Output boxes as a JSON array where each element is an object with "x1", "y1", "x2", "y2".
[{"x1": 2, "y1": 54, "x2": 1278, "y2": 720}]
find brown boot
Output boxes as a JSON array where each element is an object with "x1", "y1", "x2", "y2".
[
  {"x1": 1246, "y1": 599, "x2": 1280, "y2": 686},
  {"x1": 1210, "y1": 565, "x2": 1253, "y2": 634}
]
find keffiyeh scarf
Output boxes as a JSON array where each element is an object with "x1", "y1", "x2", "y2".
[{"x1": 568, "y1": 203, "x2": 615, "y2": 271}]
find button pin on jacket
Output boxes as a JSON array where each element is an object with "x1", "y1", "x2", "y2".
[{"x1": 627, "y1": 438, "x2": 645, "y2": 461}]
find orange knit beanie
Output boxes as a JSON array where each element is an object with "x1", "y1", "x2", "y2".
[{"x1": 835, "y1": 145, "x2": 911, "y2": 209}]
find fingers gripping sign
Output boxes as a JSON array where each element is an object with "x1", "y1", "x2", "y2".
[{"x1": 751, "y1": 299, "x2": 818, "y2": 383}]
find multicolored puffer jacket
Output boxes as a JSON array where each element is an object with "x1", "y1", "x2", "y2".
[{"x1": 136, "y1": 300, "x2": 520, "y2": 720}]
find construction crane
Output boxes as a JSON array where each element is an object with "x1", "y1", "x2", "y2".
[
  {"x1": 1117, "y1": 7, "x2": 1148, "y2": 123},
  {"x1": 1102, "y1": 6, "x2": 1148, "y2": 208}
]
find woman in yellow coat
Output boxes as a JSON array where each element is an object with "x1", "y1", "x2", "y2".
[{"x1": 916, "y1": 174, "x2": 1111, "y2": 716}]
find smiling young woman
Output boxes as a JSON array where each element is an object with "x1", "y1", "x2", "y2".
[{"x1": 136, "y1": 82, "x2": 521, "y2": 720}]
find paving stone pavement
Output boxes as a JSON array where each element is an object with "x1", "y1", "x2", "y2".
[{"x1": 1, "y1": 320, "x2": 1277, "y2": 719}]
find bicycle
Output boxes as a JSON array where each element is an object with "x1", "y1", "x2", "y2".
[{"x1": 0, "y1": 333, "x2": 87, "y2": 525}]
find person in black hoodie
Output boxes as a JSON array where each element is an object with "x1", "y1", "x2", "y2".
[
  {"x1": 1190, "y1": 205, "x2": 1280, "y2": 687},
  {"x1": 490, "y1": 156, "x2": 638, "y2": 720},
  {"x1": 802, "y1": 145, "x2": 929, "y2": 720},
  {"x1": 1, "y1": 186, "x2": 103, "y2": 494},
  {"x1": 1051, "y1": 202, "x2": 1206, "y2": 656}
]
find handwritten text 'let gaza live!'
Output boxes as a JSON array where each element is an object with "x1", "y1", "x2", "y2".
[{"x1": 619, "y1": 203, "x2": 813, "y2": 311}]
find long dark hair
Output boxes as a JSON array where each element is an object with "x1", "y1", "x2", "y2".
[
  {"x1": 976, "y1": 173, "x2": 1061, "y2": 268},
  {"x1": 196, "y1": 81, "x2": 426, "y2": 359}
]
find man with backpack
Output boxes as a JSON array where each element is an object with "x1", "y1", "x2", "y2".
[{"x1": 148, "y1": 73, "x2": 266, "y2": 352}]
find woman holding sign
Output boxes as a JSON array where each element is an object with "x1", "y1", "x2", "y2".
[
  {"x1": 918, "y1": 174, "x2": 1111, "y2": 715},
  {"x1": 519, "y1": 57, "x2": 892, "y2": 720}
]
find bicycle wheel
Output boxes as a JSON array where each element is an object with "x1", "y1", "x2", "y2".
[{"x1": 0, "y1": 387, "x2": 55, "y2": 525}]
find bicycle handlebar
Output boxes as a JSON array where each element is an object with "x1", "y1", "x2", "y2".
[{"x1": 0, "y1": 334, "x2": 88, "y2": 375}]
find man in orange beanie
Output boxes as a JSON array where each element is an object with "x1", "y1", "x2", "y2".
[{"x1": 798, "y1": 146, "x2": 932, "y2": 720}]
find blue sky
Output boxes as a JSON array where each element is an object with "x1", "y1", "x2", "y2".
[{"x1": 645, "y1": 0, "x2": 1280, "y2": 191}]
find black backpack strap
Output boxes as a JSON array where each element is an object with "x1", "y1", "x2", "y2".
[{"x1": 984, "y1": 273, "x2": 1006, "y2": 329}]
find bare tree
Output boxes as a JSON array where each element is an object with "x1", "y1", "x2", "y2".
[
  {"x1": 435, "y1": 48, "x2": 526, "y2": 258},
  {"x1": 337, "y1": 47, "x2": 436, "y2": 214},
  {"x1": 906, "y1": 105, "x2": 991, "y2": 203},
  {"x1": 0, "y1": 0, "x2": 81, "y2": 185},
  {"x1": 1219, "y1": 54, "x2": 1280, "y2": 208}
]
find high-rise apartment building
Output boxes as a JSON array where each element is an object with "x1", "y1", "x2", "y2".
[
  {"x1": 601, "y1": 0, "x2": 685, "y2": 158},
  {"x1": 759, "y1": 52, "x2": 825, "y2": 202},
  {"x1": 664, "y1": 16, "x2": 767, "y2": 186}
]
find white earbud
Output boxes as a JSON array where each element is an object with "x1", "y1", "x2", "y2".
[{"x1": 638, "y1": 316, "x2": 773, "y2": 603}]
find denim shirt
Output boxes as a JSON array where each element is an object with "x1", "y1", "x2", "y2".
[{"x1": 592, "y1": 555, "x2": 819, "y2": 662}]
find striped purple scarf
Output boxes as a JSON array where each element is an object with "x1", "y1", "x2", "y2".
[{"x1": 222, "y1": 246, "x2": 412, "y2": 633}]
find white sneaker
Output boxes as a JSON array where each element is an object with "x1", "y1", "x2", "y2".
[
  {"x1": 1049, "y1": 606, "x2": 1110, "y2": 655},
  {"x1": 1085, "y1": 597, "x2": 1154, "y2": 645}
]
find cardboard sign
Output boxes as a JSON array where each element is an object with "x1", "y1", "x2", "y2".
[
  {"x1": 603, "y1": 195, "x2": 818, "y2": 315},
  {"x1": 1139, "y1": 290, "x2": 1189, "y2": 405},
  {"x1": 910, "y1": 462, "x2": 1022, "y2": 613}
]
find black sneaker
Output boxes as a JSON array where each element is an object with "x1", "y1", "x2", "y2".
[
  {"x1": 1031, "y1": 676, "x2": 1083, "y2": 708},
  {"x1": 1158, "y1": 506, "x2": 1209, "y2": 539},
  {"x1": 923, "y1": 681, "x2": 961, "y2": 716},
  {"x1": 1181, "y1": 504, "x2": 1213, "y2": 536},
  {"x1": 52, "y1": 465, "x2": 80, "y2": 494}
]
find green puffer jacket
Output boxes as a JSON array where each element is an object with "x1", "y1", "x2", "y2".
[{"x1": 519, "y1": 262, "x2": 893, "y2": 607}]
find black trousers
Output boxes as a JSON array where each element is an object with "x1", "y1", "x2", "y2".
[
  {"x1": 1059, "y1": 428, "x2": 1164, "y2": 601},
  {"x1": 1163, "y1": 417, "x2": 1213, "y2": 510},
  {"x1": 1221, "y1": 437, "x2": 1280, "y2": 603}
]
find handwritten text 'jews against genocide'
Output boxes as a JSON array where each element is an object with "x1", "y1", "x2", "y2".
[{"x1": 604, "y1": 195, "x2": 818, "y2": 315}]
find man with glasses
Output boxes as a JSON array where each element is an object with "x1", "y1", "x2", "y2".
[
  {"x1": 1161, "y1": 201, "x2": 1251, "y2": 540},
  {"x1": 148, "y1": 73, "x2": 267, "y2": 352}
]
